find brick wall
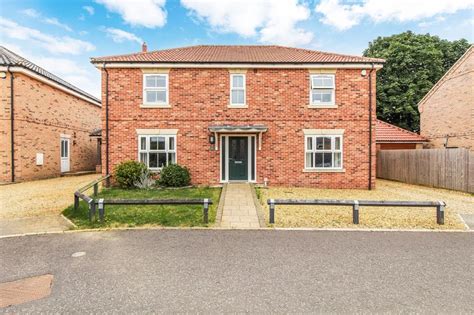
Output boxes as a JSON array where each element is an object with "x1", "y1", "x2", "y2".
[
  {"x1": 420, "y1": 48, "x2": 474, "y2": 150},
  {"x1": 0, "y1": 72, "x2": 101, "y2": 182},
  {"x1": 102, "y1": 67, "x2": 377, "y2": 189}
]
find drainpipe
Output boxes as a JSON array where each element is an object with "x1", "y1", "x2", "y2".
[
  {"x1": 103, "y1": 63, "x2": 110, "y2": 186},
  {"x1": 368, "y1": 63, "x2": 375, "y2": 190},
  {"x1": 7, "y1": 66, "x2": 15, "y2": 182}
]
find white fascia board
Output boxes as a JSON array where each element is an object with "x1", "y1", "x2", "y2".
[{"x1": 93, "y1": 63, "x2": 383, "y2": 70}]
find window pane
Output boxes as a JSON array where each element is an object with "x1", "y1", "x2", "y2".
[
  {"x1": 232, "y1": 75, "x2": 244, "y2": 88},
  {"x1": 156, "y1": 90, "x2": 167, "y2": 103},
  {"x1": 323, "y1": 137, "x2": 331, "y2": 150},
  {"x1": 334, "y1": 152, "x2": 342, "y2": 168},
  {"x1": 150, "y1": 137, "x2": 158, "y2": 150},
  {"x1": 146, "y1": 75, "x2": 166, "y2": 88},
  {"x1": 64, "y1": 142, "x2": 68, "y2": 157},
  {"x1": 140, "y1": 137, "x2": 146, "y2": 150},
  {"x1": 306, "y1": 153, "x2": 313, "y2": 168},
  {"x1": 312, "y1": 90, "x2": 333, "y2": 104},
  {"x1": 169, "y1": 137, "x2": 175, "y2": 151},
  {"x1": 315, "y1": 153, "x2": 323, "y2": 167},
  {"x1": 149, "y1": 153, "x2": 158, "y2": 168},
  {"x1": 146, "y1": 91, "x2": 157, "y2": 103},
  {"x1": 322, "y1": 92, "x2": 332, "y2": 103},
  {"x1": 158, "y1": 153, "x2": 167, "y2": 168},
  {"x1": 312, "y1": 75, "x2": 333, "y2": 88},
  {"x1": 168, "y1": 153, "x2": 176, "y2": 164},
  {"x1": 140, "y1": 153, "x2": 148, "y2": 165},
  {"x1": 335, "y1": 137, "x2": 341, "y2": 150},
  {"x1": 231, "y1": 90, "x2": 245, "y2": 104},
  {"x1": 158, "y1": 137, "x2": 166, "y2": 150},
  {"x1": 323, "y1": 152, "x2": 332, "y2": 167},
  {"x1": 146, "y1": 76, "x2": 156, "y2": 87},
  {"x1": 316, "y1": 137, "x2": 324, "y2": 150},
  {"x1": 155, "y1": 76, "x2": 166, "y2": 88}
]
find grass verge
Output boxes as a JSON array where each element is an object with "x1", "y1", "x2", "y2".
[{"x1": 63, "y1": 186, "x2": 221, "y2": 229}]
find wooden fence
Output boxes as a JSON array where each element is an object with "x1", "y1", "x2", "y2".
[{"x1": 376, "y1": 148, "x2": 474, "y2": 193}]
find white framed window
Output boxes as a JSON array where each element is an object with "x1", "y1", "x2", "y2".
[
  {"x1": 310, "y1": 74, "x2": 335, "y2": 106},
  {"x1": 138, "y1": 135, "x2": 176, "y2": 170},
  {"x1": 143, "y1": 74, "x2": 168, "y2": 106},
  {"x1": 230, "y1": 74, "x2": 246, "y2": 106},
  {"x1": 305, "y1": 135, "x2": 343, "y2": 170}
]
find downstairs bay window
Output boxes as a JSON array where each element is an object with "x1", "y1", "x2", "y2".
[
  {"x1": 138, "y1": 135, "x2": 176, "y2": 170},
  {"x1": 305, "y1": 134, "x2": 343, "y2": 170}
]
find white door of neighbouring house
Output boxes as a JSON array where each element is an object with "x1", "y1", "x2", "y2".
[{"x1": 60, "y1": 137, "x2": 70, "y2": 173}]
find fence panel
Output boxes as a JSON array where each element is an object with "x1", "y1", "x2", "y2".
[{"x1": 377, "y1": 148, "x2": 473, "y2": 193}]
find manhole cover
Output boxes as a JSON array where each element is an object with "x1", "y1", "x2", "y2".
[{"x1": 0, "y1": 274, "x2": 53, "y2": 308}]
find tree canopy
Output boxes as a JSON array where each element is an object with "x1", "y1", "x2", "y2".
[{"x1": 363, "y1": 31, "x2": 470, "y2": 131}]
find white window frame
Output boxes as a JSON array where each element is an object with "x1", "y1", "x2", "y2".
[
  {"x1": 304, "y1": 134, "x2": 343, "y2": 170},
  {"x1": 138, "y1": 135, "x2": 176, "y2": 171},
  {"x1": 143, "y1": 74, "x2": 169, "y2": 106},
  {"x1": 310, "y1": 74, "x2": 335, "y2": 106},
  {"x1": 230, "y1": 73, "x2": 246, "y2": 106}
]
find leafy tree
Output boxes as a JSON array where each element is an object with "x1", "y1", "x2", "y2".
[{"x1": 364, "y1": 31, "x2": 470, "y2": 131}]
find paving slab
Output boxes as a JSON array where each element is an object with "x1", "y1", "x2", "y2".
[{"x1": 220, "y1": 184, "x2": 260, "y2": 228}]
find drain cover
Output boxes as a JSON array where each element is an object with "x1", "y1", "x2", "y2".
[{"x1": 0, "y1": 274, "x2": 53, "y2": 308}]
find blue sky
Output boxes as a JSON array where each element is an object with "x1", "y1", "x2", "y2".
[{"x1": 1, "y1": 0, "x2": 473, "y2": 97}]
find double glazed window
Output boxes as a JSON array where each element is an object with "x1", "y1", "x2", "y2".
[
  {"x1": 143, "y1": 74, "x2": 168, "y2": 105},
  {"x1": 305, "y1": 135, "x2": 342, "y2": 169},
  {"x1": 138, "y1": 135, "x2": 176, "y2": 170},
  {"x1": 230, "y1": 74, "x2": 246, "y2": 105},
  {"x1": 310, "y1": 74, "x2": 335, "y2": 106}
]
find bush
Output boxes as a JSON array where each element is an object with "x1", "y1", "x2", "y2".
[
  {"x1": 158, "y1": 164, "x2": 191, "y2": 187},
  {"x1": 114, "y1": 160, "x2": 147, "y2": 188}
]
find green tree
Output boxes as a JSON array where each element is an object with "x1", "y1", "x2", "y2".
[{"x1": 364, "y1": 31, "x2": 470, "y2": 131}]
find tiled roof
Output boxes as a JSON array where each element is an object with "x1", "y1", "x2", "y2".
[
  {"x1": 0, "y1": 46, "x2": 100, "y2": 105},
  {"x1": 376, "y1": 120, "x2": 428, "y2": 143},
  {"x1": 91, "y1": 45, "x2": 385, "y2": 64}
]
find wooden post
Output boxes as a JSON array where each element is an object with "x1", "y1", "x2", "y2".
[
  {"x1": 93, "y1": 183, "x2": 98, "y2": 197},
  {"x1": 437, "y1": 201, "x2": 445, "y2": 225},
  {"x1": 74, "y1": 194, "x2": 79, "y2": 211},
  {"x1": 88, "y1": 200, "x2": 95, "y2": 222}
]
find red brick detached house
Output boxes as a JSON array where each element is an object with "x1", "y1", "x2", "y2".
[
  {"x1": 376, "y1": 120, "x2": 428, "y2": 150},
  {"x1": 0, "y1": 46, "x2": 101, "y2": 183},
  {"x1": 91, "y1": 45, "x2": 384, "y2": 189}
]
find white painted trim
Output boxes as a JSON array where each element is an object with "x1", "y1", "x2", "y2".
[
  {"x1": 308, "y1": 104, "x2": 338, "y2": 109},
  {"x1": 220, "y1": 135, "x2": 257, "y2": 183},
  {"x1": 137, "y1": 134, "x2": 177, "y2": 171},
  {"x1": 230, "y1": 73, "x2": 246, "y2": 106},
  {"x1": 303, "y1": 129, "x2": 345, "y2": 135},
  {"x1": 303, "y1": 168, "x2": 346, "y2": 173},
  {"x1": 0, "y1": 66, "x2": 101, "y2": 107},
  {"x1": 227, "y1": 104, "x2": 248, "y2": 108},
  {"x1": 310, "y1": 74, "x2": 335, "y2": 106},
  {"x1": 93, "y1": 63, "x2": 383, "y2": 70},
  {"x1": 60, "y1": 133, "x2": 71, "y2": 138},
  {"x1": 142, "y1": 73, "x2": 169, "y2": 106},
  {"x1": 140, "y1": 104, "x2": 171, "y2": 108},
  {"x1": 304, "y1": 134, "x2": 344, "y2": 171},
  {"x1": 136, "y1": 129, "x2": 178, "y2": 135}
]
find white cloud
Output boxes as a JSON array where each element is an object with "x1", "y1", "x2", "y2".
[
  {"x1": 316, "y1": 0, "x2": 474, "y2": 31},
  {"x1": 0, "y1": 17, "x2": 95, "y2": 55},
  {"x1": 43, "y1": 17, "x2": 73, "y2": 32},
  {"x1": 83, "y1": 6, "x2": 95, "y2": 15},
  {"x1": 104, "y1": 27, "x2": 143, "y2": 44},
  {"x1": 95, "y1": 0, "x2": 167, "y2": 28},
  {"x1": 21, "y1": 8, "x2": 40, "y2": 18},
  {"x1": 181, "y1": 0, "x2": 313, "y2": 46}
]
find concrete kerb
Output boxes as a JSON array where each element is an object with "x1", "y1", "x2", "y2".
[
  {"x1": 214, "y1": 183, "x2": 227, "y2": 227},
  {"x1": 250, "y1": 184, "x2": 267, "y2": 228}
]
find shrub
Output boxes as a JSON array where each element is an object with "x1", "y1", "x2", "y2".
[
  {"x1": 158, "y1": 164, "x2": 191, "y2": 187},
  {"x1": 114, "y1": 160, "x2": 147, "y2": 188},
  {"x1": 134, "y1": 169, "x2": 155, "y2": 189}
]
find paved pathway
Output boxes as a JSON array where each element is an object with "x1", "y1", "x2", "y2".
[{"x1": 220, "y1": 184, "x2": 260, "y2": 228}]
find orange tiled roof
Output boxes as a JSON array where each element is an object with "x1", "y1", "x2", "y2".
[
  {"x1": 91, "y1": 45, "x2": 385, "y2": 64},
  {"x1": 376, "y1": 120, "x2": 428, "y2": 143}
]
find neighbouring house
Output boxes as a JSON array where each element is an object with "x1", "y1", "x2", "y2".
[
  {"x1": 376, "y1": 119, "x2": 428, "y2": 150},
  {"x1": 0, "y1": 46, "x2": 101, "y2": 183},
  {"x1": 90, "y1": 44, "x2": 384, "y2": 189},
  {"x1": 419, "y1": 45, "x2": 473, "y2": 150}
]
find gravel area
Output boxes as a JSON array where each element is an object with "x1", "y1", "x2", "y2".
[
  {"x1": 0, "y1": 174, "x2": 99, "y2": 219},
  {"x1": 258, "y1": 180, "x2": 473, "y2": 230}
]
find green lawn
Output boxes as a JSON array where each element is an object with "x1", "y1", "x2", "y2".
[{"x1": 63, "y1": 187, "x2": 221, "y2": 229}]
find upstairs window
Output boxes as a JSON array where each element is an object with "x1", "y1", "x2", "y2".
[
  {"x1": 138, "y1": 135, "x2": 176, "y2": 170},
  {"x1": 310, "y1": 74, "x2": 335, "y2": 106},
  {"x1": 143, "y1": 74, "x2": 168, "y2": 106},
  {"x1": 305, "y1": 135, "x2": 342, "y2": 170},
  {"x1": 230, "y1": 74, "x2": 246, "y2": 106}
]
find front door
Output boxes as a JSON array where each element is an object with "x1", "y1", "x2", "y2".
[
  {"x1": 60, "y1": 137, "x2": 70, "y2": 173},
  {"x1": 229, "y1": 137, "x2": 248, "y2": 180}
]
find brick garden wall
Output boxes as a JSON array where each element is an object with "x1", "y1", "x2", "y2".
[
  {"x1": 102, "y1": 67, "x2": 377, "y2": 189},
  {"x1": 0, "y1": 72, "x2": 101, "y2": 182}
]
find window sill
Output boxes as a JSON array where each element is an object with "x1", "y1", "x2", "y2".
[
  {"x1": 303, "y1": 168, "x2": 345, "y2": 173},
  {"x1": 228, "y1": 104, "x2": 248, "y2": 108},
  {"x1": 308, "y1": 104, "x2": 338, "y2": 109},
  {"x1": 140, "y1": 104, "x2": 171, "y2": 108}
]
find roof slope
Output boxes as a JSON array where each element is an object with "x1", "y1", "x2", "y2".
[
  {"x1": 91, "y1": 45, "x2": 385, "y2": 64},
  {"x1": 0, "y1": 46, "x2": 100, "y2": 105},
  {"x1": 376, "y1": 120, "x2": 428, "y2": 143}
]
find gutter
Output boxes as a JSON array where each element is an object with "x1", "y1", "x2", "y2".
[
  {"x1": 368, "y1": 63, "x2": 375, "y2": 190},
  {"x1": 103, "y1": 63, "x2": 110, "y2": 186},
  {"x1": 7, "y1": 66, "x2": 15, "y2": 182}
]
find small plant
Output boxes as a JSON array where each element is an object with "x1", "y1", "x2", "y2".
[
  {"x1": 134, "y1": 169, "x2": 155, "y2": 189},
  {"x1": 158, "y1": 164, "x2": 191, "y2": 187},
  {"x1": 114, "y1": 160, "x2": 147, "y2": 188}
]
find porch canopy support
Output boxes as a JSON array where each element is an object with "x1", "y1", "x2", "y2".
[{"x1": 208, "y1": 125, "x2": 268, "y2": 150}]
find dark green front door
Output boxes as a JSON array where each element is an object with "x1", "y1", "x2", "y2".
[{"x1": 229, "y1": 137, "x2": 248, "y2": 180}]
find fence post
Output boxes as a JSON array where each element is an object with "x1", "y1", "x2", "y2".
[
  {"x1": 353, "y1": 200, "x2": 359, "y2": 224},
  {"x1": 98, "y1": 199, "x2": 105, "y2": 223},
  {"x1": 74, "y1": 194, "x2": 79, "y2": 211},
  {"x1": 436, "y1": 201, "x2": 445, "y2": 225},
  {"x1": 269, "y1": 199, "x2": 275, "y2": 224},
  {"x1": 93, "y1": 183, "x2": 98, "y2": 197},
  {"x1": 203, "y1": 198, "x2": 209, "y2": 224},
  {"x1": 88, "y1": 199, "x2": 96, "y2": 222}
]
